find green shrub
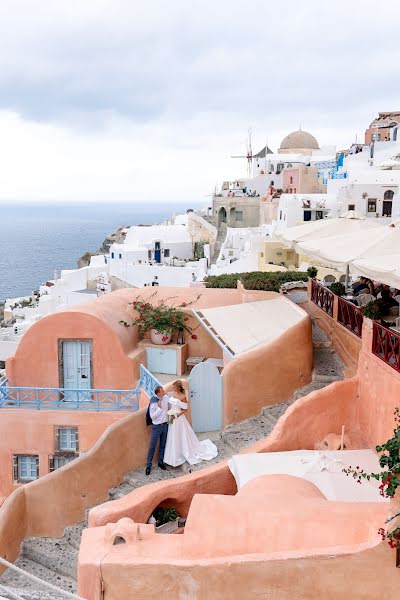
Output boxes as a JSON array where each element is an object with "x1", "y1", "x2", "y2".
[
  {"x1": 359, "y1": 300, "x2": 382, "y2": 320},
  {"x1": 306, "y1": 266, "x2": 318, "y2": 279},
  {"x1": 204, "y1": 271, "x2": 309, "y2": 293},
  {"x1": 330, "y1": 282, "x2": 345, "y2": 296}
]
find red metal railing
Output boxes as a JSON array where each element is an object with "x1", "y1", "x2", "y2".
[
  {"x1": 337, "y1": 297, "x2": 364, "y2": 338},
  {"x1": 372, "y1": 321, "x2": 400, "y2": 373},
  {"x1": 311, "y1": 279, "x2": 334, "y2": 317}
]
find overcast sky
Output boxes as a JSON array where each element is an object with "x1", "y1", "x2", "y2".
[{"x1": 0, "y1": 0, "x2": 398, "y2": 204}]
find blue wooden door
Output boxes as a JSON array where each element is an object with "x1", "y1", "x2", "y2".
[
  {"x1": 154, "y1": 242, "x2": 161, "y2": 263},
  {"x1": 146, "y1": 348, "x2": 176, "y2": 375},
  {"x1": 62, "y1": 341, "x2": 92, "y2": 401},
  {"x1": 189, "y1": 362, "x2": 222, "y2": 432}
]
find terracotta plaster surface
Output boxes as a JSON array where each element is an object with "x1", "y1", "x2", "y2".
[
  {"x1": 79, "y1": 476, "x2": 388, "y2": 599},
  {"x1": 89, "y1": 378, "x2": 358, "y2": 528},
  {"x1": 6, "y1": 286, "x2": 276, "y2": 390},
  {"x1": 78, "y1": 542, "x2": 400, "y2": 600},
  {"x1": 0, "y1": 409, "x2": 128, "y2": 498},
  {"x1": 0, "y1": 409, "x2": 151, "y2": 572},
  {"x1": 222, "y1": 314, "x2": 312, "y2": 425},
  {"x1": 355, "y1": 318, "x2": 400, "y2": 448}
]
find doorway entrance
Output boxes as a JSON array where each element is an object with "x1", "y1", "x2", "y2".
[{"x1": 61, "y1": 340, "x2": 92, "y2": 401}]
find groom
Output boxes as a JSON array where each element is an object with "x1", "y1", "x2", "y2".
[{"x1": 145, "y1": 385, "x2": 169, "y2": 475}]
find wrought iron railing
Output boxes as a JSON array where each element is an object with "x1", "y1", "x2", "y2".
[
  {"x1": 310, "y1": 279, "x2": 334, "y2": 317},
  {"x1": 139, "y1": 364, "x2": 161, "y2": 398},
  {"x1": 337, "y1": 297, "x2": 364, "y2": 338},
  {"x1": 0, "y1": 381, "x2": 139, "y2": 411},
  {"x1": 372, "y1": 321, "x2": 400, "y2": 373}
]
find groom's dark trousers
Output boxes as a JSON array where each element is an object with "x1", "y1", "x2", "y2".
[{"x1": 147, "y1": 422, "x2": 168, "y2": 468}]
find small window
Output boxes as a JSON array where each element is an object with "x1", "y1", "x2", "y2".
[
  {"x1": 348, "y1": 204, "x2": 355, "y2": 211},
  {"x1": 49, "y1": 455, "x2": 77, "y2": 472},
  {"x1": 119, "y1": 254, "x2": 122, "y2": 259},
  {"x1": 148, "y1": 250, "x2": 152, "y2": 260},
  {"x1": 56, "y1": 427, "x2": 79, "y2": 452},
  {"x1": 367, "y1": 199, "x2": 377, "y2": 212},
  {"x1": 316, "y1": 211, "x2": 324, "y2": 220},
  {"x1": 235, "y1": 211, "x2": 243, "y2": 222},
  {"x1": 303, "y1": 211, "x2": 312, "y2": 221},
  {"x1": 279, "y1": 210, "x2": 283, "y2": 220},
  {"x1": 111, "y1": 252, "x2": 115, "y2": 259},
  {"x1": 13, "y1": 455, "x2": 39, "y2": 482},
  {"x1": 164, "y1": 249, "x2": 170, "y2": 257},
  {"x1": 290, "y1": 176, "x2": 293, "y2": 185}
]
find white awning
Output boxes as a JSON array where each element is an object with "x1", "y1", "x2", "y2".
[
  {"x1": 192, "y1": 298, "x2": 306, "y2": 357},
  {"x1": 296, "y1": 221, "x2": 400, "y2": 272}
]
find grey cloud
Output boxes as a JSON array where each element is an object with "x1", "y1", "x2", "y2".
[{"x1": 0, "y1": 0, "x2": 398, "y2": 138}]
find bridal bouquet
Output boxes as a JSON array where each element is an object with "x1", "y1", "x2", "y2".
[{"x1": 167, "y1": 407, "x2": 179, "y2": 425}]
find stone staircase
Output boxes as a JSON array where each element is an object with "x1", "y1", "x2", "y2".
[
  {"x1": 210, "y1": 227, "x2": 226, "y2": 265},
  {"x1": 0, "y1": 321, "x2": 343, "y2": 599}
]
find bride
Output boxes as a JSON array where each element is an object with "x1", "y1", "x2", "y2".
[{"x1": 163, "y1": 380, "x2": 218, "y2": 468}]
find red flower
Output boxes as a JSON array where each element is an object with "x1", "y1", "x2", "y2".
[
  {"x1": 184, "y1": 317, "x2": 189, "y2": 321},
  {"x1": 191, "y1": 334, "x2": 197, "y2": 340}
]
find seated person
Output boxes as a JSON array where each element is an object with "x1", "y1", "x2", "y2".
[
  {"x1": 377, "y1": 289, "x2": 399, "y2": 314},
  {"x1": 353, "y1": 277, "x2": 369, "y2": 296}
]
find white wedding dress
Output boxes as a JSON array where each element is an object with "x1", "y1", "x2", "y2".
[{"x1": 164, "y1": 396, "x2": 218, "y2": 467}]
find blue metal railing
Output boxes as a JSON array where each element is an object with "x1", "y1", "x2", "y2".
[
  {"x1": 139, "y1": 364, "x2": 161, "y2": 398},
  {"x1": 0, "y1": 375, "x2": 7, "y2": 403},
  {"x1": 0, "y1": 379, "x2": 139, "y2": 412}
]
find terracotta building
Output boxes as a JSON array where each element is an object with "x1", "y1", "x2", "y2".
[{"x1": 365, "y1": 111, "x2": 400, "y2": 144}]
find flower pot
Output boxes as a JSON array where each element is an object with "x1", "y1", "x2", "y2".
[{"x1": 150, "y1": 329, "x2": 172, "y2": 345}]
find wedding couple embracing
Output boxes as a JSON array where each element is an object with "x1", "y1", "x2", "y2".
[{"x1": 145, "y1": 380, "x2": 218, "y2": 475}]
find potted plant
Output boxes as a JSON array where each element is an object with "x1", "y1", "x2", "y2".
[
  {"x1": 359, "y1": 300, "x2": 383, "y2": 320},
  {"x1": 306, "y1": 266, "x2": 318, "y2": 279},
  {"x1": 330, "y1": 281, "x2": 345, "y2": 296},
  {"x1": 120, "y1": 293, "x2": 199, "y2": 345}
]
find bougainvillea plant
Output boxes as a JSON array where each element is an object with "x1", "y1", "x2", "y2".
[
  {"x1": 120, "y1": 292, "x2": 201, "y2": 340},
  {"x1": 343, "y1": 408, "x2": 400, "y2": 550}
]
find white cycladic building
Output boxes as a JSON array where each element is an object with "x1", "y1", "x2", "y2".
[
  {"x1": 208, "y1": 227, "x2": 264, "y2": 276},
  {"x1": 109, "y1": 223, "x2": 193, "y2": 266},
  {"x1": 274, "y1": 194, "x2": 338, "y2": 232}
]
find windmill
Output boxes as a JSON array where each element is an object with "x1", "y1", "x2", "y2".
[{"x1": 231, "y1": 128, "x2": 254, "y2": 178}]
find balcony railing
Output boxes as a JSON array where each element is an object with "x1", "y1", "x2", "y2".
[
  {"x1": 372, "y1": 321, "x2": 400, "y2": 373},
  {"x1": 311, "y1": 279, "x2": 334, "y2": 317},
  {"x1": 337, "y1": 297, "x2": 364, "y2": 338},
  {"x1": 139, "y1": 364, "x2": 161, "y2": 398},
  {"x1": 0, "y1": 382, "x2": 139, "y2": 411},
  {"x1": 0, "y1": 365, "x2": 161, "y2": 410}
]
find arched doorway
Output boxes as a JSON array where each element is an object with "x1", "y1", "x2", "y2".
[
  {"x1": 218, "y1": 207, "x2": 227, "y2": 227},
  {"x1": 229, "y1": 207, "x2": 236, "y2": 226},
  {"x1": 383, "y1": 190, "x2": 394, "y2": 217}
]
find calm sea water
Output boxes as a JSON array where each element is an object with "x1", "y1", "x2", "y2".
[{"x1": 0, "y1": 202, "x2": 200, "y2": 302}]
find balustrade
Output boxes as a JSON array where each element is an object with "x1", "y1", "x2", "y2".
[
  {"x1": 372, "y1": 321, "x2": 400, "y2": 373},
  {"x1": 337, "y1": 297, "x2": 364, "y2": 338},
  {"x1": 311, "y1": 279, "x2": 334, "y2": 317}
]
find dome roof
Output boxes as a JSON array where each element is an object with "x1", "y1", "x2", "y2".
[{"x1": 279, "y1": 129, "x2": 319, "y2": 151}]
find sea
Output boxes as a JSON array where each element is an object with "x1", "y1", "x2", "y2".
[{"x1": 0, "y1": 202, "x2": 201, "y2": 302}]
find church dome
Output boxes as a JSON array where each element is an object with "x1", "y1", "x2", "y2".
[{"x1": 279, "y1": 129, "x2": 319, "y2": 151}]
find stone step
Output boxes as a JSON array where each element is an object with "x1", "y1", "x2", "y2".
[
  {"x1": 63, "y1": 523, "x2": 86, "y2": 552},
  {"x1": 313, "y1": 340, "x2": 333, "y2": 349},
  {"x1": 0, "y1": 585, "x2": 68, "y2": 600},
  {"x1": 293, "y1": 381, "x2": 332, "y2": 400},
  {"x1": 21, "y1": 537, "x2": 78, "y2": 580},
  {"x1": 0, "y1": 557, "x2": 77, "y2": 595}
]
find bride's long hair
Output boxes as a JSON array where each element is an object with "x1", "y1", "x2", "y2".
[{"x1": 172, "y1": 380, "x2": 185, "y2": 394}]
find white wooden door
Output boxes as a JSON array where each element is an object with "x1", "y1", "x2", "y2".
[
  {"x1": 189, "y1": 362, "x2": 222, "y2": 432},
  {"x1": 62, "y1": 341, "x2": 92, "y2": 400}
]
